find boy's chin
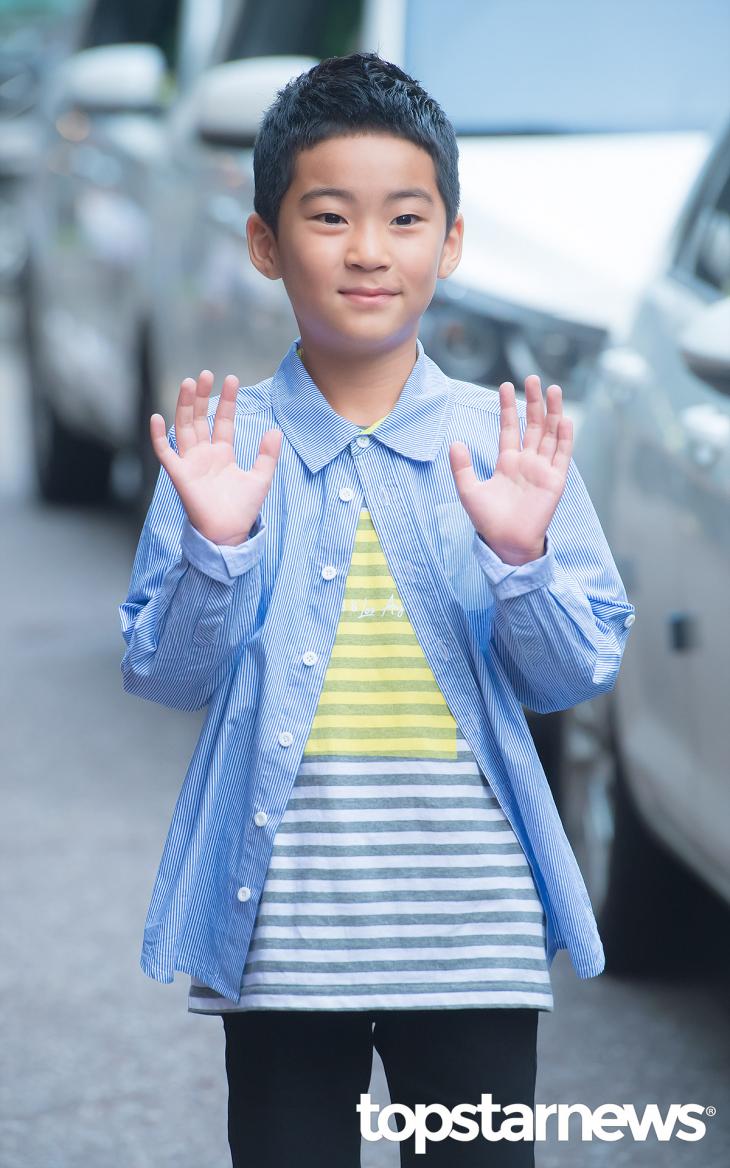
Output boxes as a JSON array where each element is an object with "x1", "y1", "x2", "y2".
[
  {"x1": 302, "y1": 319, "x2": 410, "y2": 349},
  {"x1": 334, "y1": 331, "x2": 412, "y2": 355}
]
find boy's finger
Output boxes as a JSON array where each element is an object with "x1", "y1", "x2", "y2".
[
  {"x1": 551, "y1": 417, "x2": 573, "y2": 477},
  {"x1": 150, "y1": 414, "x2": 179, "y2": 476},
  {"x1": 174, "y1": 377, "x2": 199, "y2": 456},
  {"x1": 211, "y1": 375, "x2": 240, "y2": 446},
  {"x1": 250, "y1": 428, "x2": 283, "y2": 483},
  {"x1": 537, "y1": 385, "x2": 562, "y2": 461},
  {"x1": 522, "y1": 375, "x2": 545, "y2": 452},
  {"x1": 498, "y1": 383, "x2": 521, "y2": 454},
  {"x1": 448, "y1": 440, "x2": 480, "y2": 497},
  {"x1": 192, "y1": 370, "x2": 214, "y2": 443}
]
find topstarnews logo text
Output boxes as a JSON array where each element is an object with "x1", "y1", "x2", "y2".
[{"x1": 357, "y1": 1094, "x2": 713, "y2": 1155}]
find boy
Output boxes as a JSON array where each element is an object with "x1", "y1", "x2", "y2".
[{"x1": 119, "y1": 51, "x2": 635, "y2": 1167}]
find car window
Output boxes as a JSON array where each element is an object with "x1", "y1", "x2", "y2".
[
  {"x1": 694, "y1": 170, "x2": 730, "y2": 294},
  {"x1": 674, "y1": 142, "x2": 730, "y2": 296},
  {"x1": 79, "y1": 0, "x2": 182, "y2": 75},
  {"x1": 222, "y1": 0, "x2": 363, "y2": 62}
]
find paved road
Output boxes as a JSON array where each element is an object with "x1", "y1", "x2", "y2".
[{"x1": 1, "y1": 296, "x2": 728, "y2": 1166}]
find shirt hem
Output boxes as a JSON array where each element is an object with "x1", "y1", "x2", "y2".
[{"x1": 188, "y1": 998, "x2": 555, "y2": 1014}]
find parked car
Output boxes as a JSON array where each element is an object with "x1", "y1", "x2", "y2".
[
  {"x1": 19, "y1": 0, "x2": 214, "y2": 503},
  {"x1": 20, "y1": 0, "x2": 730, "y2": 509},
  {"x1": 555, "y1": 117, "x2": 730, "y2": 974},
  {"x1": 0, "y1": 0, "x2": 84, "y2": 288}
]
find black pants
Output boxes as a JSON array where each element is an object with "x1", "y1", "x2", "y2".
[{"x1": 222, "y1": 1007, "x2": 538, "y2": 1166}]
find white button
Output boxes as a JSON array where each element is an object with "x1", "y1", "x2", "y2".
[
  {"x1": 302, "y1": 651, "x2": 318, "y2": 666},
  {"x1": 278, "y1": 730, "x2": 293, "y2": 747},
  {"x1": 339, "y1": 486, "x2": 355, "y2": 502},
  {"x1": 321, "y1": 564, "x2": 338, "y2": 579},
  {"x1": 623, "y1": 614, "x2": 636, "y2": 628},
  {"x1": 356, "y1": 434, "x2": 370, "y2": 448},
  {"x1": 236, "y1": 886, "x2": 251, "y2": 902},
  {"x1": 253, "y1": 811, "x2": 268, "y2": 827}
]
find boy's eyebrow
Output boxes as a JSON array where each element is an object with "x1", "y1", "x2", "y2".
[{"x1": 299, "y1": 186, "x2": 435, "y2": 206}]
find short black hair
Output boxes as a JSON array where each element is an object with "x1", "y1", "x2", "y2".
[{"x1": 252, "y1": 51, "x2": 460, "y2": 242}]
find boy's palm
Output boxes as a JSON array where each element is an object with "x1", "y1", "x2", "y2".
[
  {"x1": 449, "y1": 376, "x2": 573, "y2": 564},
  {"x1": 150, "y1": 370, "x2": 283, "y2": 546}
]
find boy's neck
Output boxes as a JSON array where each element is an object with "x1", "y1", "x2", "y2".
[{"x1": 295, "y1": 333, "x2": 419, "y2": 427}]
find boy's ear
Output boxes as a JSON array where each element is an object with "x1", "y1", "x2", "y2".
[
  {"x1": 437, "y1": 211, "x2": 464, "y2": 281},
  {"x1": 246, "y1": 212, "x2": 282, "y2": 280}
]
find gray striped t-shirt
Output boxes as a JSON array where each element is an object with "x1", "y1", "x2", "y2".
[{"x1": 188, "y1": 732, "x2": 554, "y2": 1013}]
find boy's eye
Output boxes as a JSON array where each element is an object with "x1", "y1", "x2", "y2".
[{"x1": 312, "y1": 213, "x2": 421, "y2": 226}]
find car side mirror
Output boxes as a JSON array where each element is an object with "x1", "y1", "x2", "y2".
[
  {"x1": 678, "y1": 296, "x2": 730, "y2": 397},
  {"x1": 192, "y1": 56, "x2": 320, "y2": 148},
  {"x1": 55, "y1": 44, "x2": 168, "y2": 115}
]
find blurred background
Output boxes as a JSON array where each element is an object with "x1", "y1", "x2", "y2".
[{"x1": 1, "y1": 0, "x2": 730, "y2": 1164}]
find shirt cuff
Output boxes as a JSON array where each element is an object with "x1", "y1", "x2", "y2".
[
  {"x1": 472, "y1": 528, "x2": 555, "y2": 599},
  {"x1": 180, "y1": 513, "x2": 266, "y2": 583}
]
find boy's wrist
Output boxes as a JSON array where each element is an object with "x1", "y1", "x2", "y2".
[
  {"x1": 194, "y1": 516, "x2": 261, "y2": 547},
  {"x1": 477, "y1": 533, "x2": 547, "y2": 566}
]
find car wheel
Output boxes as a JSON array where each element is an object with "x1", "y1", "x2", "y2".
[
  {"x1": 20, "y1": 265, "x2": 112, "y2": 504},
  {"x1": 30, "y1": 381, "x2": 113, "y2": 505},
  {"x1": 558, "y1": 694, "x2": 706, "y2": 976}
]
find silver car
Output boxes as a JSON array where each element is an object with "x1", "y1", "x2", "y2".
[
  {"x1": 556, "y1": 118, "x2": 730, "y2": 974},
  {"x1": 19, "y1": 0, "x2": 213, "y2": 503}
]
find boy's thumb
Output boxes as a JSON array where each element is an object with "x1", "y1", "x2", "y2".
[{"x1": 448, "y1": 441, "x2": 479, "y2": 497}]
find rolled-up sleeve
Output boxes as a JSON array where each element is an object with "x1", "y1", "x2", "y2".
[
  {"x1": 118, "y1": 425, "x2": 266, "y2": 712},
  {"x1": 474, "y1": 455, "x2": 636, "y2": 715},
  {"x1": 180, "y1": 512, "x2": 265, "y2": 582}
]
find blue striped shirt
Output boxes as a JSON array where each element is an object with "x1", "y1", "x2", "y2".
[{"x1": 119, "y1": 335, "x2": 636, "y2": 1002}]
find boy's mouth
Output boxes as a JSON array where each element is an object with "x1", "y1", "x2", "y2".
[{"x1": 340, "y1": 287, "x2": 400, "y2": 305}]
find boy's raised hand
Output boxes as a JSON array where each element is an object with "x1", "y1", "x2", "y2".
[
  {"x1": 150, "y1": 371, "x2": 283, "y2": 546},
  {"x1": 448, "y1": 375, "x2": 573, "y2": 566}
]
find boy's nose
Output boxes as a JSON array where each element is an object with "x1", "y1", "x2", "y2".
[{"x1": 345, "y1": 225, "x2": 391, "y2": 267}]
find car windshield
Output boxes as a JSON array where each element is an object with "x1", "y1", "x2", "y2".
[{"x1": 405, "y1": 0, "x2": 730, "y2": 136}]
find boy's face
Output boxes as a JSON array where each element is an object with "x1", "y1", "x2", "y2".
[{"x1": 247, "y1": 132, "x2": 463, "y2": 354}]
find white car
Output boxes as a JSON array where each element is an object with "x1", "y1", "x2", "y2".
[
  {"x1": 20, "y1": 0, "x2": 730, "y2": 509},
  {"x1": 19, "y1": 0, "x2": 221, "y2": 502},
  {"x1": 0, "y1": 0, "x2": 84, "y2": 287},
  {"x1": 557, "y1": 117, "x2": 730, "y2": 974}
]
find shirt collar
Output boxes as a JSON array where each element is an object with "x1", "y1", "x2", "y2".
[{"x1": 270, "y1": 336, "x2": 453, "y2": 474}]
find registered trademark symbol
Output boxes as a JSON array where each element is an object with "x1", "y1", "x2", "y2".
[{"x1": 705, "y1": 1106, "x2": 716, "y2": 1117}]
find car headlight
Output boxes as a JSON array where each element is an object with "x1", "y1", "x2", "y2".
[{"x1": 422, "y1": 287, "x2": 607, "y2": 399}]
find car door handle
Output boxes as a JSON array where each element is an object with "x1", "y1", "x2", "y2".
[
  {"x1": 679, "y1": 403, "x2": 730, "y2": 467},
  {"x1": 596, "y1": 347, "x2": 651, "y2": 405}
]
